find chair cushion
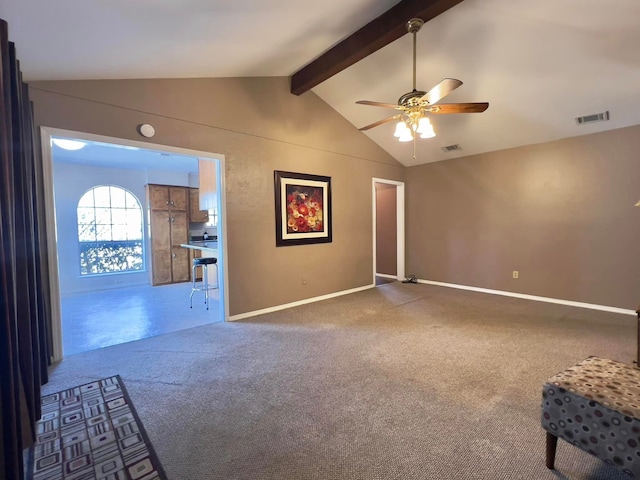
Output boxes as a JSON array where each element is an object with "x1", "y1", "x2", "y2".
[{"x1": 542, "y1": 356, "x2": 640, "y2": 475}]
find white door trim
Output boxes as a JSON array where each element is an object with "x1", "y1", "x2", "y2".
[
  {"x1": 372, "y1": 178, "x2": 405, "y2": 284},
  {"x1": 40, "y1": 127, "x2": 229, "y2": 362}
]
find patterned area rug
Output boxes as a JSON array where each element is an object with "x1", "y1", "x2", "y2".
[{"x1": 27, "y1": 375, "x2": 167, "y2": 480}]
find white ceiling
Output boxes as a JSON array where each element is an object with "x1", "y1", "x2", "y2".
[
  {"x1": 3, "y1": 0, "x2": 640, "y2": 167},
  {"x1": 51, "y1": 137, "x2": 199, "y2": 173}
]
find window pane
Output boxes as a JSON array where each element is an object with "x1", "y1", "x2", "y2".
[
  {"x1": 111, "y1": 209, "x2": 127, "y2": 226},
  {"x1": 93, "y1": 186, "x2": 111, "y2": 207},
  {"x1": 78, "y1": 223, "x2": 96, "y2": 242},
  {"x1": 126, "y1": 210, "x2": 142, "y2": 230},
  {"x1": 124, "y1": 192, "x2": 140, "y2": 209},
  {"x1": 112, "y1": 225, "x2": 128, "y2": 241},
  {"x1": 110, "y1": 187, "x2": 126, "y2": 208},
  {"x1": 77, "y1": 207, "x2": 95, "y2": 224},
  {"x1": 95, "y1": 208, "x2": 111, "y2": 225},
  {"x1": 126, "y1": 224, "x2": 142, "y2": 240},
  {"x1": 96, "y1": 224, "x2": 112, "y2": 241},
  {"x1": 78, "y1": 191, "x2": 94, "y2": 208}
]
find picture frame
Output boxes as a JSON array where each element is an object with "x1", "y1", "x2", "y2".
[{"x1": 274, "y1": 170, "x2": 332, "y2": 247}]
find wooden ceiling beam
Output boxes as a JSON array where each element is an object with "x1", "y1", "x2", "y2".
[{"x1": 290, "y1": 0, "x2": 464, "y2": 96}]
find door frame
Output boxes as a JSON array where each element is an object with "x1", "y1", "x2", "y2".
[
  {"x1": 40, "y1": 126, "x2": 229, "y2": 362},
  {"x1": 372, "y1": 178, "x2": 405, "y2": 284}
]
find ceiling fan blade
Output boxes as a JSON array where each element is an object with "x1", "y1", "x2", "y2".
[
  {"x1": 356, "y1": 100, "x2": 401, "y2": 109},
  {"x1": 428, "y1": 102, "x2": 489, "y2": 114},
  {"x1": 421, "y1": 78, "x2": 463, "y2": 105},
  {"x1": 359, "y1": 114, "x2": 401, "y2": 131}
]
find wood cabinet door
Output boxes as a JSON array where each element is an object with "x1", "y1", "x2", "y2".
[
  {"x1": 150, "y1": 210, "x2": 171, "y2": 251},
  {"x1": 169, "y1": 187, "x2": 188, "y2": 211},
  {"x1": 152, "y1": 251, "x2": 173, "y2": 285},
  {"x1": 170, "y1": 211, "x2": 189, "y2": 282},
  {"x1": 189, "y1": 188, "x2": 209, "y2": 223},
  {"x1": 150, "y1": 210, "x2": 172, "y2": 285},
  {"x1": 148, "y1": 184, "x2": 170, "y2": 210},
  {"x1": 170, "y1": 211, "x2": 188, "y2": 246},
  {"x1": 172, "y1": 247, "x2": 190, "y2": 283}
]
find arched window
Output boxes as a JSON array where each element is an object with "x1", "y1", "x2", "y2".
[{"x1": 77, "y1": 185, "x2": 144, "y2": 275}]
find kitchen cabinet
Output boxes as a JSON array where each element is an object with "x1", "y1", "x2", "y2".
[
  {"x1": 149, "y1": 184, "x2": 188, "y2": 211},
  {"x1": 189, "y1": 188, "x2": 209, "y2": 223},
  {"x1": 147, "y1": 184, "x2": 190, "y2": 285}
]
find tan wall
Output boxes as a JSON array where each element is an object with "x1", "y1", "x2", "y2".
[
  {"x1": 375, "y1": 183, "x2": 397, "y2": 276},
  {"x1": 29, "y1": 77, "x2": 404, "y2": 316},
  {"x1": 406, "y1": 125, "x2": 640, "y2": 310}
]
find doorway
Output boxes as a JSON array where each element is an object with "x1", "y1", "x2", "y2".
[
  {"x1": 40, "y1": 127, "x2": 228, "y2": 361},
  {"x1": 372, "y1": 178, "x2": 405, "y2": 285}
]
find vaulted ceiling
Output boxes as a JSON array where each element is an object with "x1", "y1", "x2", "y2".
[{"x1": 2, "y1": 0, "x2": 639, "y2": 166}]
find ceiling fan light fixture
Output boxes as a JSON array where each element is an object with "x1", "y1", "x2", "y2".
[
  {"x1": 417, "y1": 118, "x2": 435, "y2": 138},
  {"x1": 394, "y1": 121, "x2": 409, "y2": 138},
  {"x1": 419, "y1": 126, "x2": 436, "y2": 139},
  {"x1": 398, "y1": 129, "x2": 414, "y2": 142}
]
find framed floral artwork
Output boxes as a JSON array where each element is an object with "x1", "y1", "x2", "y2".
[{"x1": 274, "y1": 170, "x2": 332, "y2": 247}]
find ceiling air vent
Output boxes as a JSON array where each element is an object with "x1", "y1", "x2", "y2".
[
  {"x1": 441, "y1": 144, "x2": 462, "y2": 153},
  {"x1": 575, "y1": 111, "x2": 609, "y2": 125}
]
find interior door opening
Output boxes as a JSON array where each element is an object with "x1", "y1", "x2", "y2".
[
  {"x1": 372, "y1": 178, "x2": 405, "y2": 286},
  {"x1": 41, "y1": 127, "x2": 228, "y2": 361}
]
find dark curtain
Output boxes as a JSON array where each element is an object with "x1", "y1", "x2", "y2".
[{"x1": 1, "y1": 18, "x2": 52, "y2": 480}]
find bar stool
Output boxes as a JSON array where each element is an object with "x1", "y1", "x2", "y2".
[{"x1": 190, "y1": 257, "x2": 218, "y2": 310}]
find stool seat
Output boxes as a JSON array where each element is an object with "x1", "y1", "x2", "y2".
[{"x1": 193, "y1": 257, "x2": 217, "y2": 266}]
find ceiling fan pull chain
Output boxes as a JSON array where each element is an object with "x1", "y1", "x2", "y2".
[{"x1": 413, "y1": 134, "x2": 417, "y2": 160}]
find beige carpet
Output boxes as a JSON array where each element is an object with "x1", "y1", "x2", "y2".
[{"x1": 40, "y1": 282, "x2": 636, "y2": 479}]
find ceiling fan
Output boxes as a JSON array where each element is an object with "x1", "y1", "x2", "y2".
[{"x1": 357, "y1": 17, "x2": 489, "y2": 143}]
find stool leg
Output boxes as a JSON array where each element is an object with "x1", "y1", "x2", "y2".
[
  {"x1": 203, "y1": 264, "x2": 209, "y2": 310},
  {"x1": 546, "y1": 431, "x2": 558, "y2": 469},
  {"x1": 190, "y1": 264, "x2": 197, "y2": 308},
  {"x1": 212, "y1": 263, "x2": 219, "y2": 289}
]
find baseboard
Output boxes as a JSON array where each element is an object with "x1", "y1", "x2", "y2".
[
  {"x1": 418, "y1": 279, "x2": 636, "y2": 316},
  {"x1": 228, "y1": 284, "x2": 375, "y2": 321},
  {"x1": 375, "y1": 273, "x2": 397, "y2": 279}
]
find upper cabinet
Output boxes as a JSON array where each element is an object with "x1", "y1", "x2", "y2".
[
  {"x1": 149, "y1": 184, "x2": 188, "y2": 211},
  {"x1": 198, "y1": 159, "x2": 217, "y2": 211},
  {"x1": 189, "y1": 188, "x2": 209, "y2": 223}
]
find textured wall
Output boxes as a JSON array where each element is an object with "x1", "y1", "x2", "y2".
[
  {"x1": 406, "y1": 125, "x2": 640, "y2": 309},
  {"x1": 375, "y1": 183, "x2": 397, "y2": 276},
  {"x1": 29, "y1": 77, "x2": 404, "y2": 316}
]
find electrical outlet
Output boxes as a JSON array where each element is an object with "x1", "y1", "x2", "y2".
[
  {"x1": 512, "y1": 271, "x2": 519, "y2": 279},
  {"x1": 302, "y1": 276, "x2": 307, "y2": 285}
]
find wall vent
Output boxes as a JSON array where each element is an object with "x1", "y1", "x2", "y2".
[
  {"x1": 441, "y1": 144, "x2": 462, "y2": 152},
  {"x1": 575, "y1": 111, "x2": 609, "y2": 125}
]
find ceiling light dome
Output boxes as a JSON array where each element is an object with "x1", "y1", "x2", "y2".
[{"x1": 52, "y1": 138, "x2": 86, "y2": 151}]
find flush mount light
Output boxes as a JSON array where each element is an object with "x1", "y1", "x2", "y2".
[
  {"x1": 52, "y1": 138, "x2": 86, "y2": 150},
  {"x1": 137, "y1": 123, "x2": 155, "y2": 138}
]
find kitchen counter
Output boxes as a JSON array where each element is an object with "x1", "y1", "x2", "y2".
[{"x1": 180, "y1": 241, "x2": 217, "y2": 251}]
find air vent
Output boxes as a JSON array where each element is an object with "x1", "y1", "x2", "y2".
[
  {"x1": 575, "y1": 111, "x2": 609, "y2": 125},
  {"x1": 441, "y1": 144, "x2": 462, "y2": 152}
]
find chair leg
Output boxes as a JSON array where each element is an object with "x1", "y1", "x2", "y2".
[{"x1": 546, "y1": 431, "x2": 558, "y2": 469}]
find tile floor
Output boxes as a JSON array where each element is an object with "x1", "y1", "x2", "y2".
[{"x1": 60, "y1": 282, "x2": 222, "y2": 356}]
